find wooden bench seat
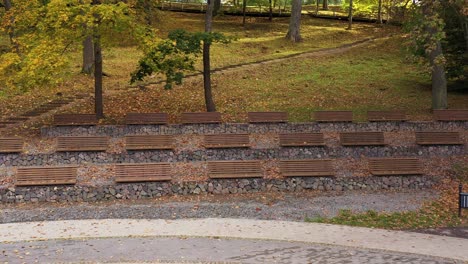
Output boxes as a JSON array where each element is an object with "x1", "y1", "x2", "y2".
[
  {"x1": 415, "y1": 132, "x2": 462, "y2": 145},
  {"x1": 57, "y1": 136, "x2": 108, "y2": 152},
  {"x1": 125, "y1": 113, "x2": 169, "y2": 125},
  {"x1": 313, "y1": 111, "x2": 353, "y2": 122},
  {"x1": 367, "y1": 111, "x2": 407, "y2": 122},
  {"x1": 125, "y1": 135, "x2": 174, "y2": 150},
  {"x1": 248, "y1": 112, "x2": 288, "y2": 123},
  {"x1": 434, "y1": 109, "x2": 468, "y2": 121},
  {"x1": 208, "y1": 160, "x2": 262, "y2": 179},
  {"x1": 369, "y1": 158, "x2": 423, "y2": 176},
  {"x1": 115, "y1": 163, "x2": 172, "y2": 183},
  {"x1": 0, "y1": 137, "x2": 24, "y2": 153},
  {"x1": 181, "y1": 112, "x2": 222, "y2": 124},
  {"x1": 340, "y1": 132, "x2": 386, "y2": 146},
  {"x1": 16, "y1": 166, "x2": 77, "y2": 186},
  {"x1": 279, "y1": 133, "x2": 325, "y2": 147},
  {"x1": 204, "y1": 134, "x2": 250, "y2": 148},
  {"x1": 53, "y1": 114, "x2": 98, "y2": 126},
  {"x1": 280, "y1": 159, "x2": 334, "y2": 177}
]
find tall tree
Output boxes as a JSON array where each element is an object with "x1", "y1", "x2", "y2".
[
  {"x1": 242, "y1": 0, "x2": 247, "y2": 27},
  {"x1": 322, "y1": 0, "x2": 328, "y2": 10},
  {"x1": 377, "y1": 0, "x2": 383, "y2": 24},
  {"x1": 203, "y1": 0, "x2": 216, "y2": 112},
  {"x1": 82, "y1": 36, "x2": 94, "y2": 74},
  {"x1": 286, "y1": 0, "x2": 302, "y2": 42},
  {"x1": 268, "y1": 0, "x2": 273, "y2": 21},
  {"x1": 347, "y1": 0, "x2": 353, "y2": 30}
]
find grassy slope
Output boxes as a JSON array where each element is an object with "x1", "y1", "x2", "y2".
[{"x1": 1, "y1": 12, "x2": 467, "y2": 123}]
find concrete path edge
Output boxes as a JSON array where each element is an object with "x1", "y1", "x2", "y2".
[{"x1": 0, "y1": 218, "x2": 466, "y2": 261}]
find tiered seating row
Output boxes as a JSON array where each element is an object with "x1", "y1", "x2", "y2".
[
  {"x1": 10, "y1": 158, "x2": 426, "y2": 186},
  {"x1": 1, "y1": 131, "x2": 464, "y2": 153}
]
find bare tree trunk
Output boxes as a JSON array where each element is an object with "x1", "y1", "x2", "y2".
[
  {"x1": 347, "y1": 0, "x2": 353, "y2": 30},
  {"x1": 213, "y1": 0, "x2": 221, "y2": 16},
  {"x1": 82, "y1": 36, "x2": 94, "y2": 74},
  {"x1": 268, "y1": 0, "x2": 273, "y2": 21},
  {"x1": 94, "y1": 36, "x2": 104, "y2": 119},
  {"x1": 377, "y1": 0, "x2": 383, "y2": 24},
  {"x1": 316, "y1": 0, "x2": 319, "y2": 15},
  {"x1": 203, "y1": 0, "x2": 216, "y2": 112},
  {"x1": 422, "y1": 3, "x2": 447, "y2": 109},
  {"x1": 286, "y1": 0, "x2": 302, "y2": 42},
  {"x1": 322, "y1": 0, "x2": 328, "y2": 10},
  {"x1": 242, "y1": 0, "x2": 247, "y2": 27}
]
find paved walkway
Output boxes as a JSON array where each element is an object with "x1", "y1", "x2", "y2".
[{"x1": 0, "y1": 218, "x2": 466, "y2": 263}]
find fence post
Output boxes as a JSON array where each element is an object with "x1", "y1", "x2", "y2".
[{"x1": 460, "y1": 184, "x2": 463, "y2": 217}]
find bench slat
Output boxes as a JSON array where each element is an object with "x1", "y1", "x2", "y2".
[
  {"x1": 57, "y1": 136, "x2": 108, "y2": 152},
  {"x1": 0, "y1": 137, "x2": 24, "y2": 153},
  {"x1": 125, "y1": 113, "x2": 168, "y2": 125},
  {"x1": 279, "y1": 133, "x2": 325, "y2": 147},
  {"x1": 415, "y1": 132, "x2": 462, "y2": 145},
  {"x1": 313, "y1": 111, "x2": 353, "y2": 122},
  {"x1": 181, "y1": 112, "x2": 222, "y2": 124},
  {"x1": 248, "y1": 112, "x2": 288, "y2": 123},
  {"x1": 340, "y1": 132, "x2": 386, "y2": 146},
  {"x1": 115, "y1": 163, "x2": 172, "y2": 183},
  {"x1": 125, "y1": 135, "x2": 174, "y2": 150},
  {"x1": 208, "y1": 160, "x2": 262, "y2": 179},
  {"x1": 434, "y1": 109, "x2": 468, "y2": 121},
  {"x1": 367, "y1": 111, "x2": 407, "y2": 122},
  {"x1": 204, "y1": 134, "x2": 250, "y2": 148},
  {"x1": 53, "y1": 114, "x2": 98, "y2": 126},
  {"x1": 369, "y1": 158, "x2": 423, "y2": 176},
  {"x1": 16, "y1": 166, "x2": 77, "y2": 186},
  {"x1": 280, "y1": 159, "x2": 334, "y2": 177}
]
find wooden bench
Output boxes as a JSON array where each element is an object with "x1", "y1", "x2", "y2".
[
  {"x1": 57, "y1": 136, "x2": 108, "y2": 152},
  {"x1": 279, "y1": 133, "x2": 325, "y2": 147},
  {"x1": 340, "y1": 132, "x2": 386, "y2": 146},
  {"x1": 434, "y1": 109, "x2": 468, "y2": 121},
  {"x1": 115, "y1": 163, "x2": 172, "y2": 183},
  {"x1": 125, "y1": 113, "x2": 169, "y2": 125},
  {"x1": 0, "y1": 137, "x2": 24, "y2": 153},
  {"x1": 248, "y1": 112, "x2": 288, "y2": 123},
  {"x1": 53, "y1": 114, "x2": 98, "y2": 126},
  {"x1": 208, "y1": 160, "x2": 262, "y2": 179},
  {"x1": 415, "y1": 132, "x2": 462, "y2": 145},
  {"x1": 204, "y1": 134, "x2": 250, "y2": 148},
  {"x1": 280, "y1": 159, "x2": 334, "y2": 177},
  {"x1": 181, "y1": 112, "x2": 222, "y2": 124},
  {"x1": 367, "y1": 111, "x2": 407, "y2": 122},
  {"x1": 125, "y1": 135, "x2": 174, "y2": 150},
  {"x1": 16, "y1": 166, "x2": 77, "y2": 186},
  {"x1": 313, "y1": 111, "x2": 353, "y2": 122},
  {"x1": 369, "y1": 158, "x2": 423, "y2": 176}
]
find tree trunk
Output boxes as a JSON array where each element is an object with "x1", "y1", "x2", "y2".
[
  {"x1": 242, "y1": 0, "x2": 247, "y2": 27},
  {"x1": 268, "y1": 0, "x2": 273, "y2": 21},
  {"x1": 429, "y1": 40, "x2": 447, "y2": 109},
  {"x1": 203, "y1": 0, "x2": 216, "y2": 112},
  {"x1": 213, "y1": 0, "x2": 221, "y2": 16},
  {"x1": 316, "y1": 0, "x2": 319, "y2": 15},
  {"x1": 322, "y1": 0, "x2": 328, "y2": 10},
  {"x1": 347, "y1": 0, "x2": 353, "y2": 30},
  {"x1": 286, "y1": 0, "x2": 302, "y2": 42},
  {"x1": 94, "y1": 35, "x2": 104, "y2": 119},
  {"x1": 377, "y1": 0, "x2": 383, "y2": 24},
  {"x1": 82, "y1": 36, "x2": 94, "y2": 74},
  {"x1": 422, "y1": 2, "x2": 447, "y2": 109}
]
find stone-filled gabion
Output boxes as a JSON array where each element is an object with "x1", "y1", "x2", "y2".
[
  {"x1": 41, "y1": 121, "x2": 468, "y2": 137},
  {"x1": 0, "y1": 175, "x2": 438, "y2": 204}
]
